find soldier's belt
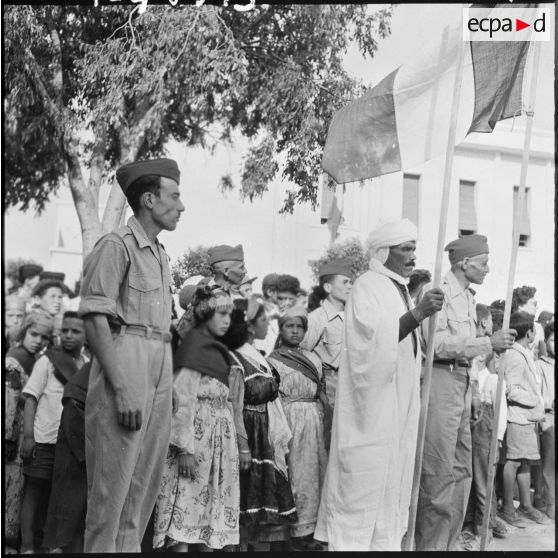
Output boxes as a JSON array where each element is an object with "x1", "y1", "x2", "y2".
[
  {"x1": 110, "y1": 323, "x2": 172, "y2": 343},
  {"x1": 432, "y1": 359, "x2": 471, "y2": 369}
]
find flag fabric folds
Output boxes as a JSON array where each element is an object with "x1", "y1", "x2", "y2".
[{"x1": 322, "y1": 5, "x2": 533, "y2": 184}]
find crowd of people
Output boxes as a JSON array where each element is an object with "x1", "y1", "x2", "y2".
[{"x1": 3, "y1": 158, "x2": 554, "y2": 553}]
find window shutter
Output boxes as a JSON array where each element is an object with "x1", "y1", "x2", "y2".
[
  {"x1": 459, "y1": 180, "x2": 477, "y2": 232},
  {"x1": 402, "y1": 174, "x2": 420, "y2": 226}
]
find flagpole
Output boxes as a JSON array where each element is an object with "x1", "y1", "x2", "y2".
[
  {"x1": 479, "y1": 39, "x2": 541, "y2": 552},
  {"x1": 403, "y1": 29, "x2": 467, "y2": 551}
]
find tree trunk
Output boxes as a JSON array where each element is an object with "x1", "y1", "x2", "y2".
[{"x1": 64, "y1": 135, "x2": 103, "y2": 258}]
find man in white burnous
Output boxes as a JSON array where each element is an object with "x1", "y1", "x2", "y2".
[{"x1": 314, "y1": 219, "x2": 444, "y2": 550}]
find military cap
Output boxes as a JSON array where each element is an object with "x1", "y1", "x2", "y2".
[
  {"x1": 40, "y1": 271, "x2": 66, "y2": 282},
  {"x1": 208, "y1": 244, "x2": 244, "y2": 265},
  {"x1": 19, "y1": 264, "x2": 43, "y2": 283},
  {"x1": 318, "y1": 259, "x2": 352, "y2": 279},
  {"x1": 116, "y1": 158, "x2": 180, "y2": 194},
  {"x1": 445, "y1": 234, "x2": 489, "y2": 264},
  {"x1": 178, "y1": 285, "x2": 198, "y2": 311},
  {"x1": 262, "y1": 273, "x2": 280, "y2": 289}
]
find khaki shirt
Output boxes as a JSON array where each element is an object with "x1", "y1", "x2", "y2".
[
  {"x1": 419, "y1": 270, "x2": 492, "y2": 363},
  {"x1": 78, "y1": 216, "x2": 172, "y2": 332},
  {"x1": 301, "y1": 299, "x2": 344, "y2": 371}
]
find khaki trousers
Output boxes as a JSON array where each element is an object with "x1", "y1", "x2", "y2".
[
  {"x1": 415, "y1": 364, "x2": 472, "y2": 551},
  {"x1": 84, "y1": 335, "x2": 172, "y2": 553}
]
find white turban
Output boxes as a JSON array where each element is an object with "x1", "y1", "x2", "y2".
[{"x1": 366, "y1": 219, "x2": 418, "y2": 264}]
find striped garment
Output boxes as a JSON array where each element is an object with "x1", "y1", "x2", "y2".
[{"x1": 322, "y1": 5, "x2": 535, "y2": 184}]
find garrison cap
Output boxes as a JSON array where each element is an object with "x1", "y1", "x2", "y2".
[
  {"x1": 208, "y1": 244, "x2": 244, "y2": 265},
  {"x1": 445, "y1": 234, "x2": 489, "y2": 264},
  {"x1": 40, "y1": 271, "x2": 65, "y2": 282},
  {"x1": 116, "y1": 158, "x2": 180, "y2": 194},
  {"x1": 262, "y1": 273, "x2": 280, "y2": 289},
  {"x1": 19, "y1": 264, "x2": 43, "y2": 283},
  {"x1": 318, "y1": 259, "x2": 352, "y2": 279}
]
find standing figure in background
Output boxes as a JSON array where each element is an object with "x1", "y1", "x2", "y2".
[
  {"x1": 302, "y1": 259, "x2": 352, "y2": 405},
  {"x1": 31, "y1": 280, "x2": 65, "y2": 346},
  {"x1": 222, "y1": 297, "x2": 298, "y2": 551},
  {"x1": 268, "y1": 305, "x2": 331, "y2": 551},
  {"x1": 207, "y1": 244, "x2": 247, "y2": 299},
  {"x1": 20, "y1": 312, "x2": 87, "y2": 553},
  {"x1": 42, "y1": 361, "x2": 92, "y2": 553},
  {"x1": 254, "y1": 273, "x2": 281, "y2": 356},
  {"x1": 316, "y1": 219, "x2": 444, "y2": 551},
  {"x1": 4, "y1": 313, "x2": 54, "y2": 550},
  {"x1": 498, "y1": 312, "x2": 548, "y2": 527},
  {"x1": 4, "y1": 294, "x2": 27, "y2": 353},
  {"x1": 408, "y1": 269, "x2": 432, "y2": 304},
  {"x1": 533, "y1": 321, "x2": 555, "y2": 521},
  {"x1": 415, "y1": 234, "x2": 517, "y2": 551},
  {"x1": 153, "y1": 287, "x2": 240, "y2": 551}
]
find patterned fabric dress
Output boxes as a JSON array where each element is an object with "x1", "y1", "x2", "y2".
[
  {"x1": 4, "y1": 355, "x2": 31, "y2": 541},
  {"x1": 267, "y1": 349, "x2": 328, "y2": 538},
  {"x1": 232, "y1": 343, "x2": 298, "y2": 543},
  {"x1": 153, "y1": 370, "x2": 240, "y2": 549}
]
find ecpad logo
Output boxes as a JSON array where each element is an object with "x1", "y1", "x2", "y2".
[{"x1": 462, "y1": 7, "x2": 551, "y2": 42}]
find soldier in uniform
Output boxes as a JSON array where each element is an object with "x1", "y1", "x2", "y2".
[
  {"x1": 78, "y1": 158, "x2": 184, "y2": 552},
  {"x1": 207, "y1": 244, "x2": 247, "y2": 299},
  {"x1": 415, "y1": 234, "x2": 517, "y2": 551}
]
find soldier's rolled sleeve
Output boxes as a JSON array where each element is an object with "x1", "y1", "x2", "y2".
[{"x1": 78, "y1": 236, "x2": 128, "y2": 319}]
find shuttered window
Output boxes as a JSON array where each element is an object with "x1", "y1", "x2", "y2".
[
  {"x1": 459, "y1": 180, "x2": 477, "y2": 236},
  {"x1": 513, "y1": 186, "x2": 531, "y2": 246},
  {"x1": 402, "y1": 173, "x2": 420, "y2": 226}
]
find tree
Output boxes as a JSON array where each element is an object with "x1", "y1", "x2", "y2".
[
  {"x1": 170, "y1": 245, "x2": 212, "y2": 291},
  {"x1": 308, "y1": 237, "x2": 370, "y2": 285},
  {"x1": 4, "y1": 4, "x2": 394, "y2": 257}
]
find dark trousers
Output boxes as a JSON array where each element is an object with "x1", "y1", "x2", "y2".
[
  {"x1": 465, "y1": 403, "x2": 497, "y2": 530},
  {"x1": 415, "y1": 365, "x2": 472, "y2": 551},
  {"x1": 533, "y1": 413, "x2": 555, "y2": 508}
]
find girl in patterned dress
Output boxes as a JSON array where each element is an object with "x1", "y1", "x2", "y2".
[
  {"x1": 221, "y1": 297, "x2": 298, "y2": 551},
  {"x1": 268, "y1": 305, "x2": 332, "y2": 551},
  {"x1": 153, "y1": 286, "x2": 240, "y2": 551}
]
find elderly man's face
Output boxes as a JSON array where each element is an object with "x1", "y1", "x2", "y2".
[
  {"x1": 463, "y1": 253, "x2": 489, "y2": 285},
  {"x1": 385, "y1": 241, "x2": 417, "y2": 278}
]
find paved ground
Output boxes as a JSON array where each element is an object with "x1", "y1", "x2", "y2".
[{"x1": 489, "y1": 514, "x2": 555, "y2": 552}]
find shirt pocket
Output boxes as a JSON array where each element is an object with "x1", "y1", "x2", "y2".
[
  {"x1": 445, "y1": 304, "x2": 473, "y2": 338},
  {"x1": 128, "y1": 273, "x2": 162, "y2": 325}
]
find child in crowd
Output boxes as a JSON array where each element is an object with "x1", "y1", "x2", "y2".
[
  {"x1": 4, "y1": 294, "x2": 26, "y2": 353},
  {"x1": 268, "y1": 305, "x2": 331, "y2": 551},
  {"x1": 153, "y1": 287, "x2": 240, "y2": 551},
  {"x1": 533, "y1": 322, "x2": 555, "y2": 520},
  {"x1": 31, "y1": 280, "x2": 65, "y2": 345},
  {"x1": 462, "y1": 304, "x2": 508, "y2": 549},
  {"x1": 222, "y1": 297, "x2": 298, "y2": 551},
  {"x1": 498, "y1": 311, "x2": 547, "y2": 528},
  {"x1": 42, "y1": 361, "x2": 92, "y2": 553},
  {"x1": 19, "y1": 311, "x2": 87, "y2": 553},
  {"x1": 5, "y1": 313, "x2": 54, "y2": 549}
]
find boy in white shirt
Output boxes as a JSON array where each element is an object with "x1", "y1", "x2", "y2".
[{"x1": 19, "y1": 311, "x2": 87, "y2": 553}]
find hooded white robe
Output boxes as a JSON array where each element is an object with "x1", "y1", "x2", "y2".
[{"x1": 314, "y1": 265, "x2": 421, "y2": 551}]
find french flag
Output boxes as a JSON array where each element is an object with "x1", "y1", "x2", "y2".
[{"x1": 322, "y1": 4, "x2": 535, "y2": 184}]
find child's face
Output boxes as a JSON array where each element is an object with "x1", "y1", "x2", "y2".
[
  {"x1": 60, "y1": 318, "x2": 86, "y2": 353},
  {"x1": 546, "y1": 333, "x2": 554, "y2": 358},
  {"x1": 280, "y1": 317, "x2": 305, "y2": 348},
  {"x1": 23, "y1": 326, "x2": 51, "y2": 354},
  {"x1": 205, "y1": 309, "x2": 232, "y2": 338},
  {"x1": 5, "y1": 308, "x2": 25, "y2": 329}
]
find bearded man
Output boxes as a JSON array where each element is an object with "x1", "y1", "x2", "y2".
[{"x1": 314, "y1": 219, "x2": 443, "y2": 551}]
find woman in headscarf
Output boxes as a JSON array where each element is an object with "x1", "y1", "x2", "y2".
[
  {"x1": 268, "y1": 305, "x2": 332, "y2": 551},
  {"x1": 5, "y1": 312, "x2": 54, "y2": 548},
  {"x1": 153, "y1": 286, "x2": 240, "y2": 551},
  {"x1": 221, "y1": 297, "x2": 297, "y2": 551}
]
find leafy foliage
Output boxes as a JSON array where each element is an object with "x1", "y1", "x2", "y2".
[
  {"x1": 308, "y1": 237, "x2": 370, "y2": 284},
  {"x1": 170, "y1": 245, "x2": 212, "y2": 291},
  {"x1": 4, "y1": 4, "x2": 394, "y2": 222}
]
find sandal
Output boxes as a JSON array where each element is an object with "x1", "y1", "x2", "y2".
[
  {"x1": 517, "y1": 505, "x2": 551, "y2": 524},
  {"x1": 490, "y1": 517, "x2": 508, "y2": 539},
  {"x1": 497, "y1": 508, "x2": 527, "y2": 528}
]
